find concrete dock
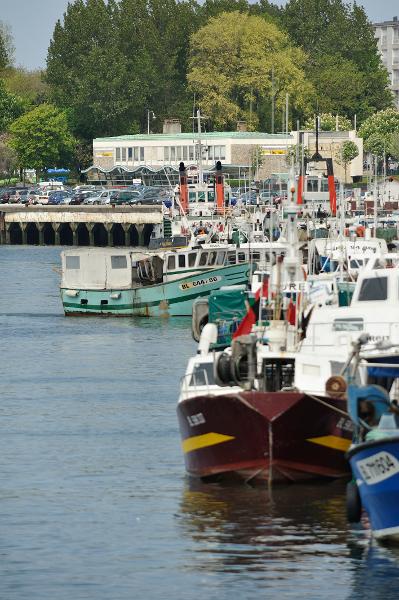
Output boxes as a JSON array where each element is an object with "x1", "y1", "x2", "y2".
[{"x1": 0, "y1": 205, "x2": 163, "y2": 246}]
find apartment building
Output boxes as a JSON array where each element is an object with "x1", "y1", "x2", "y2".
[{"x1": 374, "y1": 16, "x2": 399, "y2": 108}]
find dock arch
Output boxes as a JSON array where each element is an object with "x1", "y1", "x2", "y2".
[
  {"x1": 43, "y1": 223, "x2": 55, "y2": 245},
  {"x1": 9, "y1": 223, "x2": 22, "y2": 244},
  {"x1": 77, "y1": 223, "x2": 90, "y2": 246},
  {"x1": 59, "y1": 223, "x2": 73, "y2": 245},
  {"x1": 26, "y1": 223, "x2": 39, "y2": 245},
  {"x1": 111, "y1": 223, "x2": 125, "y2": 246},
  {"x1": 92, "y1": 223, "x2": 108, "y2": 246}
]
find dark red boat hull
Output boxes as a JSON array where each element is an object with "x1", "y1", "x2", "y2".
[{"x1": 177, "y1": 391, "x2": 352, "y2": 484}]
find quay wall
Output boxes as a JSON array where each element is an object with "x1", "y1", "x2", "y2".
[{"x1": 0, "y1": 205, "x2": 163, "y2": 247}]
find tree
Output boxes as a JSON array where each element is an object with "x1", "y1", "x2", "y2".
[
  {"x1": 188, "y1": 11, "x2": 314, "y2": 130},
  {"x1": 3, "y1": 68, "x2": 49, "y2": 106},
  {"x1": 0, "y1": 79, "x2": 25, "y2": 132},
  {"x1": 304, "y1": 113, "x2": 352, "y2": 132},
  {"x1": 388, "y1": 132, "x2": 399, "y2": 161},
  {"x1": 0, "y1": 133, "x2": 17, "y2": 181},
  {"x1": 46, "y1": 0, "x2": 146, "y2": 140},
  {"x1": 359, "y1": 108, "x2": 399, "y2": 157},
  {"x1": 9, "y1": 104, "x2": 76, "y2": 177},
  {"x1": 281, "y1": 0, "x2": 393, "y2": 123},
  {"x1": 0, "y1": 21, "x2": 14, "y2": 70},
  {"x1": 336, "y1": 140, "x2": 359, "y2": 183}
]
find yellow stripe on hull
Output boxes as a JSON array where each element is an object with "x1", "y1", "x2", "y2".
[
  {"x1": 307, "y1": 435, "x2": 351, "y2": 452},
  {"x1": 182, "y1": 432, "x2": 235, "y2": 454}
]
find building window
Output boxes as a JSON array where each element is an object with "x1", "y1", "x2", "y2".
[
  {"x1": 140, "y1": 147, "x2": 144, "y2": 161},
  {"x1": 189, "y1": 146, "x2": 194, "y2": 161},
  {"x1": 115, "y1": 148, "x2": 121, "y2": 161},
  {"x1": 128, "y1": 147, "x2": 133, "y2": 161},
  {"x1": 121, "y1": 147, "x2": 126, "y2": 161},
  {"x1": 171, "y1": 147, "x2": 176, "y2": 161},
  {"x1": 183, "y1": 146, "x2": 188, "y2": 161},
  {"x1": 176, "y1": 146, "x2": 182, "y2": 161},
  {"x1": 208, "y1": 146, "x2": 214, "y2": 160},
  {"x1": 164, "y1": 147, "x2": 170, "y2": 161}
]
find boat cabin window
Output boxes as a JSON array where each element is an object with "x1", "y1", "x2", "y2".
[
  {"x1": 188, "y1": 252, "x2": 196, "y2": 267},
  {"x1": 261, "y1": 359, "x2": 295, "y2": 392},
  {"x1": 252, "y1": 252, "x2": 261, "y2": 262},
  {"x1": 111, "y1": 255, "x2": 128, "y2": 269},
  {"x1": 66, "y1": 256, "x2": 80, "y2": 269},
  {"x1": 227, "y1": 251, "x2": 236, "y2": 265},
  {"x1": 178, "y1": 254, "x2": 186, "y2": 268},
  {"x1": 208, "y1": 191, "x2": 215, "y2": 202},
  {"x1": 350, "y1": 259, "x2": 364, "y2": 268},
  {"x1": 238, "y1": 252, "x2": 246, "y2": 263},
  {"x1": 167, "y1": 255, "x2": 176, "y2": 270},
  {"x1": 208, "y1": 251, "x2": 217, "y2": 266},
  {"x1": 198, "y1": 191, "x2": 206, "y2": 202},
  {"x1": 216, "y1": 251, "x2": 226, "y2": 265},
  {"x1": 189, "y1": 192, "x2": 196, "y2": 203},
  {"x1": 199, "y1": 252, "x2": 208, "y2": 266},
  {"x1": 189, "y1": 363, "x2": 215, "y2": 387},
  {"x1": 358, "y1": 277, "x2": 388, "y2": 301}
]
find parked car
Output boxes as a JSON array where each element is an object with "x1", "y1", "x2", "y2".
[
  {"x1": 70, "y1": 190, "x2": 96, "y2": 205},
  {"x1": 48, "y1": 190, "x2": 73, "y2": 205},
  {"x1": 97, "y1": 189, "x2": 122, "y2": 205},
  {"x1": 82, "y1": 191, "x2": 104, "y2": 205},
  {"x1": 111, "y1": 190, "x2": 143, "y2": 205},
  {"x1": 0, "y1": 187, "x2": 17, "y2": 203}
]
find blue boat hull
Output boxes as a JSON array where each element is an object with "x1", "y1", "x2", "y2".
[
  {"x1": 348, "y1": 437, "x2": 399, "y2": 540},
  {"x1": 61, "y1": 263, "x2": 250, "y2": 317}
]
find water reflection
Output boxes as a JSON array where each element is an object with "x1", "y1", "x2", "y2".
[
  {"x1": 178, "y1": 479, "x2": 351, "y2": 572},
  {"x1": 349, "y1": 543, "x2": 399, "y2": 599}
]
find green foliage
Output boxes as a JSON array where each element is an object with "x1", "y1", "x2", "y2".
[
  {"x1": 188, "y1": 11, "x2": 314, "y2": 129},
  {"x1": 0, "y1": 133, "x2": 18, "y2": 179},
  {"x1": 304, "y1": 113, "x2": 352, "y2": 131},
  {"x1": 3, "y1": 68, "x2": 49, "y2": 106},
  {"x1": 388, "y1": 132, "x2": 399, "y2": 161},
  {"x1": 335, "y1": 140, "x2": 359, "y2": 182},
  {"x1": 281, "y1": 0, "x2": 393, "y2": 123},
  {"x1": 9, "y1": 103, "x2": 76, "y2": 171},
  {"x1": 359, "y1": 108, "x2": 399, "y2": 157},
  {"x1": 0, "y1": 21, "x2": 14, "y2": 70},
  {"x1": 340, "y1": 140, "x2": 359, "y2": 164},
  {"x1": 0, "y1": 79, "x2": 25, "y2": 132}
]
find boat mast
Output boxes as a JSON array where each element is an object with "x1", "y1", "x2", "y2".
[{"x1": 196, "y1": 109, "x2": 203, "y2": 185}]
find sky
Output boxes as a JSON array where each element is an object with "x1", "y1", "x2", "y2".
[{"x1": 0, "y1": 0, "x2": 398, "y2": 70}]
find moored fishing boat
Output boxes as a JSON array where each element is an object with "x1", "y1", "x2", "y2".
[
  {"x1": 60, "y1": 243, "x2": 250, "y2": 316},
  {"x1": 345, "y1": 337, "x2": 399, "y2": 542},
  {"x1": 177, "y1": 202, "x2": 356, "y2": 484},
  {"x1": 177, "y1": 199, "x2": 399, "y2": 484}
]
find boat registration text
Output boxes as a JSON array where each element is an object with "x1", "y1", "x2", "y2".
[
  {"x1": 357, "y1": 451, "x2": 399, "y2": 485},
  {"x1": 180, "y1": 276, "x2": 222, "y2": 291}
]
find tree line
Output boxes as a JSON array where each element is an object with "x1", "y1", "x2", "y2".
[{"x1": 0, "y1": 0, "x2": 397, "y2": 178}]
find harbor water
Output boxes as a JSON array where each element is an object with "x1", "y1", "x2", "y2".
[{"x1": 2, "y1": 246, "x2": 399, "y2": 599}]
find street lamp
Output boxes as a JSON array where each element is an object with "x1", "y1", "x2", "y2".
[{"x1": 147, "y1": 110, "x2": 156, "y2": 135}]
